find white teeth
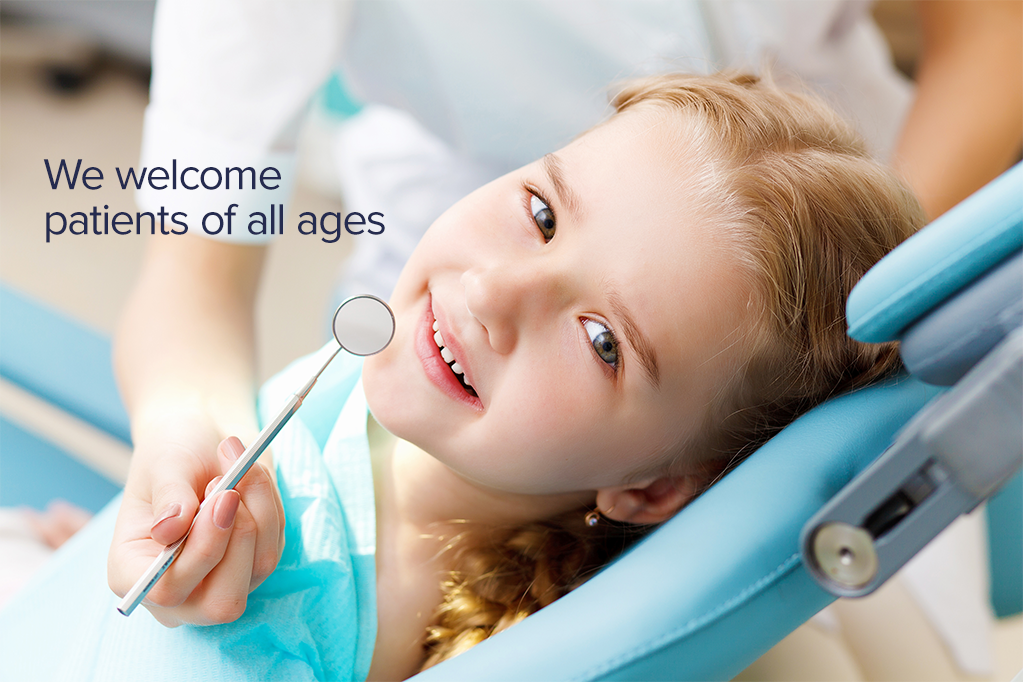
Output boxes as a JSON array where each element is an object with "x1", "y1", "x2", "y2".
[{"x1": 432, "y1": 319, "x2": 474, "y2": 391}]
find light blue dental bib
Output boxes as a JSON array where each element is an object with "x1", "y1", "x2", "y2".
[{"x1": 0, "y1": 345, "x2": 377, "y2": 682}]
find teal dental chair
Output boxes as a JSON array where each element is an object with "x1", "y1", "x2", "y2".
[{"x1": 1, "y1": 164, "x2": 1020, "y2": 680}]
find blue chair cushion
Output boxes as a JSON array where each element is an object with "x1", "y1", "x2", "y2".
[
  {"x1": 412, "y1": 376, "x2": 944, "y2": 681},
  {"x1": 847, "y1": 163, "x2": 1022, "y2": 343},
  {"x1": 0, "y1": 285, "x2": 131, "y2": 443},
  {"x1": 0, "y1": 417, "x2": 121, "y2": 513}
]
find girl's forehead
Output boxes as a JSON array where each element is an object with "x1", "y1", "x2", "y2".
[
  {"x1": 562, "y1": 110, "x2": 712, "y2": 204},
  {"x1": 553, "y1": 110, "x2": 723, "y2": 249},
  {"x1": 568, "y1": 103, "x2": 701, "y2": 159}
]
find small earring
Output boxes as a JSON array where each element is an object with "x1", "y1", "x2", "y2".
[{"x1": 585, "y1": 505, "x2": 615, "y2": 526}]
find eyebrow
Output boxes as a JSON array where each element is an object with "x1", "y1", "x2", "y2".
[
  {"x1": 606, "y1": 286, "x2": 661, "y2": 390},
  {"x1": 541, "y1": 153, "x2": 583, "y2": 219},
  {"x1": 540, "y1": 154, "x2": 658, "y2": 388}
]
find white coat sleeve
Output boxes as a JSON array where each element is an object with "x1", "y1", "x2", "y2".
[{"x1": 137, "y1": 0, "x2": 352, "y2": 242}]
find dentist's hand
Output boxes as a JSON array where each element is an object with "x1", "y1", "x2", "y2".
[{"x1": 108, "y1": 413, "x2": 285, "y2": 627}]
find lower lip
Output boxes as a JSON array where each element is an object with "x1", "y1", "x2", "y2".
[{"x1": 416, "y1": 297, "x2": 483, "y2": 410}]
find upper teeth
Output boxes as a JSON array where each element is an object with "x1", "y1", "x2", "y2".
[{"x1": 433, "y1": 320, "x2": 471, "y2": 385}]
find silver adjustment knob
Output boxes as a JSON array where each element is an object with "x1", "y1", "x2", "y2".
[{"x1": 812, "y1": 522, "x2": 879, "y2": 591}]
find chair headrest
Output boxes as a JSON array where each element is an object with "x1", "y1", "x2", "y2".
[{"x1": 847, "y1": 163, "x2": 1022, "y2": 344}]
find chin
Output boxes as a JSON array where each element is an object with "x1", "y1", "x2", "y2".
[
  {"x1": 361, "y1": 353, "x2": 393, "y2": 425},
  {"x1": 363, "y1": 352, "x2": 425, "y2": 445}
]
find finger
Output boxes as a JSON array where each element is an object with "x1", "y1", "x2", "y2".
[
  {"x1": 35, "y1": 501, "x2": 93, "y2": 548},
  {"x1": 48, "y1": 500, "x2": 92, "y2": 529},
  {"x1": 149, "y1": 473, "x2": 203, "y2": 546},
  {"x1": 183, "y1": 499, "x2": 259, "y2": 625},
  {"x1": 20, "y1": 508, "x2": 53, "y2": 547},
  {"x1": 205, "y1": 475, "x2": 224, "y2": 499},
  {"x1": 217, "y1": 437, "x2": 282, "y2": 587},
  {"x1": 143, "y1": 489, "x2": 240, "y2": 610},
  {"x1": 109, "y1": 494, "x2": 173, "y2": 596}
]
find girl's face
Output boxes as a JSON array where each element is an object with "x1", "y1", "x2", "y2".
[{"x1": 364, "y1": 108, "x2": 754, "y2": 496}]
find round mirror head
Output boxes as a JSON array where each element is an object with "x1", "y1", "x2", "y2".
[{"x1": 332, "y1": 295, "x2": 395, "y2": 356}]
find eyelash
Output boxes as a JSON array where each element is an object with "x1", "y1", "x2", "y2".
[
  {"x1": 524, "y1": 185, "x2": 557, "y2": 242},
  {"x1": 583, "y1": 317, "x2": 621, "y2": 376},
  {"x1": 522, "y1": 185, "x2": 622, "y2": 378}
]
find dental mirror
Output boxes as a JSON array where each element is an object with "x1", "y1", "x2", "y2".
[
  {"x1": 118, "y1": 294, "x2": 394, "y2": 617},
  {"x1": 332, "y1": 294, "x2": 395, "y2": 356}
]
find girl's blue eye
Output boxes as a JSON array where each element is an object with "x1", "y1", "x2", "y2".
[
  {"x1": 583, "y1": 319, "x2": 619, "y2": 370},
  {"x1": 530, "y1": 194, "x2": 556, "y2": 242}
]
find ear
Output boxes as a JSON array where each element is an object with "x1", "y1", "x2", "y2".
[{"x1": 595, "y1": 475, "x2": 700, "y2": 525}]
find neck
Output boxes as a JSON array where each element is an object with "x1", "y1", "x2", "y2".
[
  {"x1": 375, "y1": 438, "x2": 594, "y2": 543},
  {"x1": 366, "y1": 434, "x2": 594, "y2": 681}
]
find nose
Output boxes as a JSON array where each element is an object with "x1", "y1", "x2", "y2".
[{"x1": 461, "y1": 257, "x2": 570, "y2": 354}]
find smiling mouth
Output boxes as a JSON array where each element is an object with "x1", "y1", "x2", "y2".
[{"x1": 432, "y1": 320, "x2": 478, "y2": 397}]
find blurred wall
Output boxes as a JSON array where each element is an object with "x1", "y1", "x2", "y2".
[{"x1": 0, "y1": 0, "x2": 155, "y2": 67}]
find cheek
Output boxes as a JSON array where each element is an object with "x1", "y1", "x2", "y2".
[
  {"x1": 422, "y1": 186, "x2": 525, "y2": 256},
  {"x1": 483, "y1": 366, "x2": 614, "y2": 463},
  {"x1": 361, "y1": 328, "x2": 435, "y2": 442},
  {"x1": 394, "y1": 199, "x2": 476, "y2": 280},
  {"x1": 361, "y1": 348, "x2": 405, "y2": 432}
]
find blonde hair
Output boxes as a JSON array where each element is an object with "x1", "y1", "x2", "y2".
[{"x1": 419, "y1": 72, "x2": 925, "y2": 671}]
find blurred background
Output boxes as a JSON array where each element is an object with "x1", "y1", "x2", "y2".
[
  {"x1": 0, "y1": 0, "x2": 351, "y2": 383},
  {"x1": 0, "y1": 0, "x2": 927, "y2": 508},
  {"x1": 0, "y1": 0, "x2": 926, "y2": 382}
]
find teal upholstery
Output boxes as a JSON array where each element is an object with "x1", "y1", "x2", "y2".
[
  {"x1": 987, "y1": 471, "x2": 1023, "y2": 618},
  {"x1": 848, "y1": 163, "x2": 1022, "y2": 344},
  {"x1": 0, "y1": 416, "x2": 120, "y2": 513},
  {"x1": 0, "y1": 286, "x2": 130, "y2": 443},
  {"x1": 0, "y1": 285, "x2": 127, "y2": 512}
]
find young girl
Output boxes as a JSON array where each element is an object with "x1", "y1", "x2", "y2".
[{"x1": 1, "y1": 72, "x2": 924, "y2": 681}]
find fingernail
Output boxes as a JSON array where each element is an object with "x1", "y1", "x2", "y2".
[
  {"x1": 205, "y1": 476, "x2": 223, "y2": 499},
  {"x1": 223, "y1": 437, "x2": 244, "y2": 461},
  {"x1": 151, "y1": 503, "x2": 181, "y2": 533},
  {"x1": 213, "y1": 491, "x2": 240, "y2": 530}
]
